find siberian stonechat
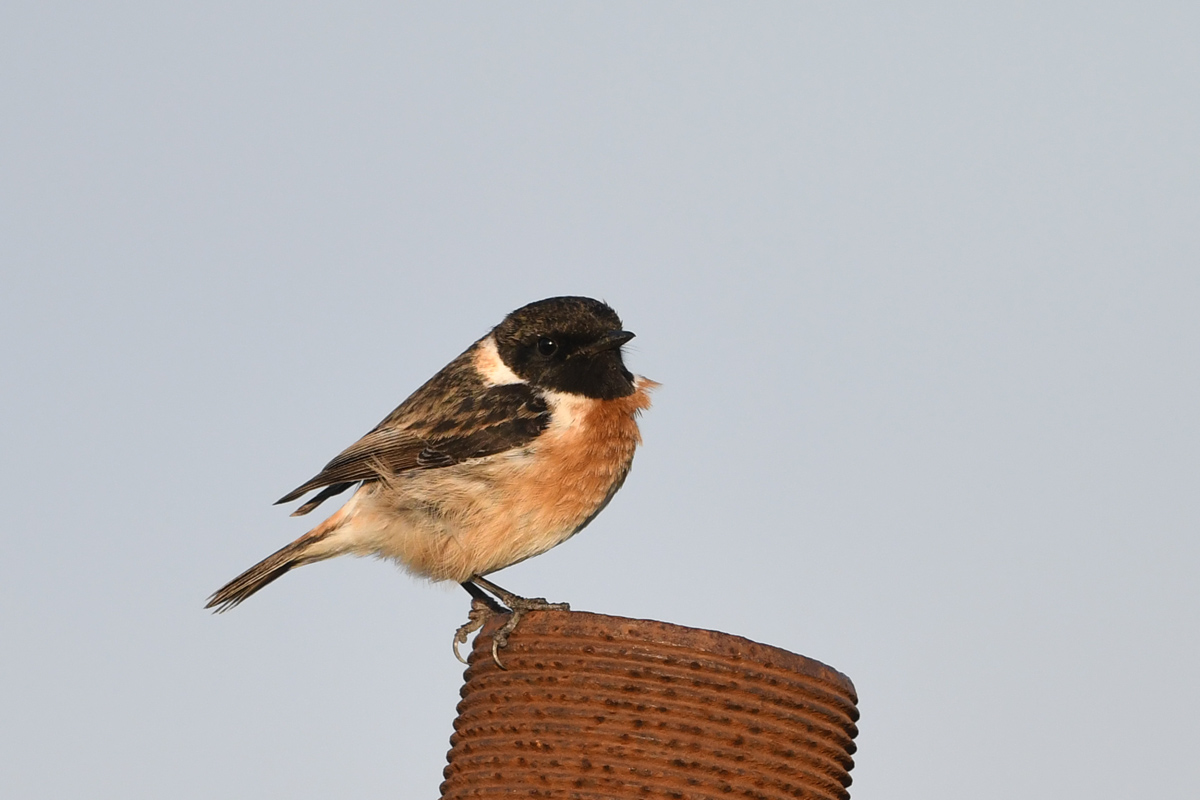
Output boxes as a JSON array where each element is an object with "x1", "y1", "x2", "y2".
[{"x1": 207, "y1": 296, "x2": 655, "y2": 664}]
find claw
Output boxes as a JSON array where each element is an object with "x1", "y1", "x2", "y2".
[
  {"x1": 485, "y1": 597, "x2": 569, "y2": 669},
  {"x1": 490, "y1": 626, "x2": 506, "y2": 669},
  {"x1": 452, "y1": 598, "x2": 496, "y2": 664},
  {"x1": 489, "y1": 608, "x2": 521, "y2": 670}
]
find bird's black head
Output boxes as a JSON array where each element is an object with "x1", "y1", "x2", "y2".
[{"x1": 493, "y1": 296, "x2": 637, "y2": 399}]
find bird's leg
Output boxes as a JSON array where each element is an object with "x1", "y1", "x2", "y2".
[
  {"x1": 452, "y1": 582, "x2": 506, "y2": 664},
  {"x1": 470, "y1": 575, "x2": 569, "y2": 613},
  {"x1": 467, "y1": 576, "x2": 570, "y2": 669}
]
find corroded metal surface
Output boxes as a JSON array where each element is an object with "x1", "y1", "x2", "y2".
[{"x1": 441, "y1": 610, "x2": 859, "y2": 799}]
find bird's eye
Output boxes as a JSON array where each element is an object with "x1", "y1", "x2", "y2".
[{"x1": 536, "y1": 337, "x2": 558, "y2": 357}]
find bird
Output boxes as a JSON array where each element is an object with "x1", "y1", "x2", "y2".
[{"x1": 206, "y1": 296, "x2": 656, "y2": 665}]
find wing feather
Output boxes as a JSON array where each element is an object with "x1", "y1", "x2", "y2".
[{"x1": 275, "y1": 378, "x2": 549, "y2": 510}]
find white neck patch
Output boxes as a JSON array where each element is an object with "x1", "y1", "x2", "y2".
[
  {"x1": 473, "y1": 335, "x2": 526, "y2": 386},
  {"x1": 541, "y1": 388, "x2": 592, "y2": 431}
]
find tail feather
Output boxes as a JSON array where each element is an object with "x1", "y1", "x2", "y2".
[
  {"x1": 206, "y1": 538, "x2": 311, "y2": 612},
  {"x1": 207, "y1": 502, "x2": 354, "y2": 612}
]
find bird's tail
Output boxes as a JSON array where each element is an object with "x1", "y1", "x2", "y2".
[{"x1": 206, "y1": 503, "x2": 353, "y2": 612}]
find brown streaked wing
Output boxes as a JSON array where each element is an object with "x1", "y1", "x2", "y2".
[
  {"x1": 274, "y1": 382, "x2": 550, "y2": 507},
  {"x1": 274, "y1": 427, "x2": 425, "y2": 504}
]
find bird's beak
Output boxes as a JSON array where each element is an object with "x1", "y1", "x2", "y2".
[{"x1": 575, "y1": 330, "x2": 635, "y2": 356}]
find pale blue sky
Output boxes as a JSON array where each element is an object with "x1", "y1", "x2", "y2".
[{"x1": 2, "y1": 5, "x2": 1197, "y2": 798}]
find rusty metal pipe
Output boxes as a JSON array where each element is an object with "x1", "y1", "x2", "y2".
[{"x1": 441, "y1": 610, "x2": 859, "y2": 799}]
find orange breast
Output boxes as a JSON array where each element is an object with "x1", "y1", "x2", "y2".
[{"x1": 455, "y1": 378, "x2": 657, "y2": 578}]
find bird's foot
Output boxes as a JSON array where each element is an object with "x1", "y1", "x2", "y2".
[
  {"x1": 453, "y1": 597, "x2": 500, "y2": 664},
  {"x1": 456, "y1": 578, "x2": 570, "y2": 669},
  {"x1": 487, "y1": 594, "x2": 570, "y2": 669}
]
